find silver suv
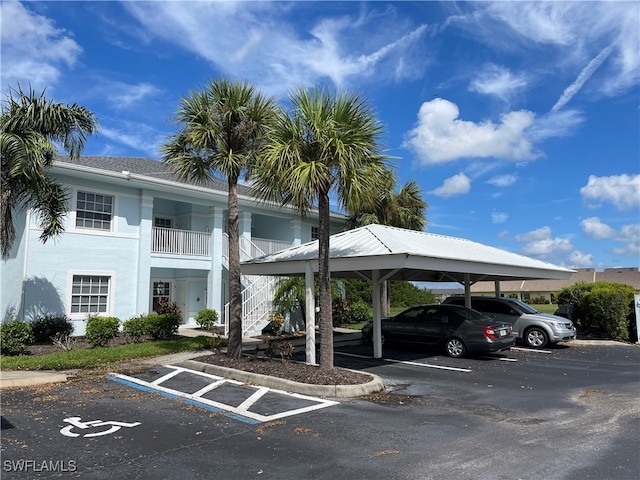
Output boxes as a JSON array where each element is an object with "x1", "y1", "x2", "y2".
[{"x1": 442, "y1": 296, "x2": 577, "y2": 348}]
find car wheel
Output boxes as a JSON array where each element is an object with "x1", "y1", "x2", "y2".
[
  {"x1": 445, "y1": 337, "x2": 466, "y2": 358},
  {"x1": 524, "y1": 327, "x2": 549, "y2": 348}
]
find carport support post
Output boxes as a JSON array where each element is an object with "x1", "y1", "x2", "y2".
[
  {"x1": 372, "y1": 270, "x2": 383, "y2": 359},
  {"x1": 305, "y1": 261, "x2": 316, "y2": 365},
  {"x1": 464, "y1": 274, "x2": 471, "y2": 308}
]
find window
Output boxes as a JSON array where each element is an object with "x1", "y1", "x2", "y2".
[
  {"x1": 311, "y1": 226, "x2": 319, "y2": 240},
  {"x1": 76, "y1": 191, "x2": 113, "y2": 230},
  {"x1": 152, "y1": 281, "x2": 171, "y2": 312},
  {"x1": 71, "y1": 275, "x2": 110, "y2": 314},
  {"x1": 154, "y1": 217, "x2": 173, "y2": 228}
]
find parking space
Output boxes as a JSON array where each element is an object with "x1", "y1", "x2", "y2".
[
  {"x1": 108, "y1": 365, "x2": 338, "y2": 424},
  {"x1": 1, "y1": 343, "x2": 638, "y2": 479}
]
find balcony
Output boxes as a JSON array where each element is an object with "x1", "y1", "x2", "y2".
[{"x1": 152, "y1": 227, "x2": 210, "y2": 256}]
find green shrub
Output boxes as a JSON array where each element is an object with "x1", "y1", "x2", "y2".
[
  {"x1": 557, "y1": 281, "x2": 636, "y2": 341},
  {"x1": 30, "y1": 314, "x2": 74, "y2": 343},
  {"x1": 195, "y1": 309, "x2": 219, "y2": 330},
  {"x1": 146, "y1": 313, "x2": 180, "y2": 340},
  {"x1": 342, "y1": 301, "x2": 371, "y2": 324},
  {"x1": 85, "y1": 316, "x2": 120, "y2": 347},
  {"x1": 122, "y1": 315, "x2": 149, "y2": 343},
  {"x1": 0, "y1": 321, "x2": 34, "y2": 355}
]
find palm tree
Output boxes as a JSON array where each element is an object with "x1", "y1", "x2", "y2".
[
  {"x1": 251, "y1": 88, "x2": 388, "y2": 369},
  {"x1": 347, "y1": 173, "x2": 428, "y2": 315},
  {"x1": 161, "y1": 79, "x2": 276, "y2": 359},
  {"x1": 0, "y1": 86, "x2": 98, "y2": 258}
]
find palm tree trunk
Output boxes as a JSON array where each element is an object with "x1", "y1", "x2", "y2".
[
  {"x1": 381, "y1": 280, "x2": 389, "y2": 317},
  {"x1": 227, "y1": 178, "x2": 243, "y2": 358},
  {"x1": 318, "y1": 192, "x2": 333, "y2": 369}
]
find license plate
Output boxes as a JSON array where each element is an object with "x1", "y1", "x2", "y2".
[{"x1": 498, "y1": 328, "x2": 508, "y2": 337}]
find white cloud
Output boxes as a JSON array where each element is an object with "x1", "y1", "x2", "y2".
[
  {"x1": 515, "y1": 226, "x2": 574, "y2": 260},
  {"x1": 582, "y1": 217, "x2": 640, "y2": 258},
  {"x1": 551, "y1": 45, "x2": 614, "y2": 112},
  {"x1": 0, "y1": 1, "x2": 82, "y2": 91},
  {"x1": 580, "y1": 174, "x2": 640, "y2": 210},
  {"x1": 121, "y1": 2, "x2": 427, "y2": 95},
  {"x1": 580, "y1": 217, "x2": 617, "y2": 240},
  {"x1": 468, "y1": 64, "x2": 528, "y2": 102},
  {"x1": 486, "y1": 174, "x2": 517, "y2": 187},
  {"x1": 403, "y1": 98, "x2": 540, "y2": 165},
  {"x1": 491, "y1": 212, "x2": 508, "y2": 224},
  {"x1": 100, "y1": 122, "x2": 168, "y2": 158},
  {"x1": 429, "y1": 173, "x2": 471, "y2": 198},
  {"x1": 106, "y1": 81, "x2": 162, "y2": 109},
  {"x1": 476, "y1": 2, "x2": 639, "y2": 100},
  {"x1": 569, "y1": 250, "x2": 593, "y2": 268}
]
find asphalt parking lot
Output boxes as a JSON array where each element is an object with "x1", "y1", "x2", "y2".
[{"x1": 1, "y1": 342, "x2": 638, "y2": 479}]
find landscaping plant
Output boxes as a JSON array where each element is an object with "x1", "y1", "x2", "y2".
[
  {"x1": 0, "y1": 320, "x2": 34, "y2": 355},
  {"x1": 30, "y1": 314, "x2": 74, "y2": 343},
  {"x1": 195, "y1": 308, "x2": 219, "y2": 330},
  {"x1": 85, "y1": 316, "x2": 120, "y2": 347}
]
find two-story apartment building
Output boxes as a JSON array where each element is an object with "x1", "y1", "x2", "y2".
[{"x1": 0, "y1": 156, "x2": 346, "y2": 336}]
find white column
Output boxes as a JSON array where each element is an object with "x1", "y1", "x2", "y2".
[
  {"x1": 136, "y1": 193, "x2": 154, "y2": 313},
  {"x1": 208, "y1": 208, "x2": 224, "y2": 315},
  {"x1": 305, "y1": 261, "x2": 316, "y2": 365},
  {"x1": 290, "y1": 218, "x2": 302, "y2": 246},
  {"x1": 372, "y1": 270, "x2": 382, "y2": 359}
]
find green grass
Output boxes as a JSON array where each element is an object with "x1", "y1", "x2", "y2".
[
  {"x1": 0, "y1": 336, "x2": 214, "y2": 371},
  {"x1": 533, "y1": 304, "x2": 558, "y2": 314}
]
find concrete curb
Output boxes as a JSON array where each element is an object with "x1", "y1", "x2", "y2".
[
  {"x1": 0, "y1": 370, "x2": 68, "y2": 389},
  {"x1": 175, "y1": 359, "x2": 385, "y2": 398}
]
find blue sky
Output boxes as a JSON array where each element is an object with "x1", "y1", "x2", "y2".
[{"x1": 2, "y1": 1, "x2": 639, "y2": 271}]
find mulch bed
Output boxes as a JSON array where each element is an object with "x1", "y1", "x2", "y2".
[{"x1": 22, "y1": 331, "x2": 372, "y2": 386}]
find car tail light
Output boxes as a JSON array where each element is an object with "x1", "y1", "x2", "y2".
[{"x1": 483, "y1": 326, "x2": 496, "y2": 339}]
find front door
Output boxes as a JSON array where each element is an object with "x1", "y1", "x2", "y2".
[{"x1": 174, "y1": 280, "x2": 187, "y2": 323}]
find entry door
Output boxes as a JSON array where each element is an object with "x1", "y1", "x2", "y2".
[{"x1": 175, "y1": 280, "x2": 187, "y2": 323}]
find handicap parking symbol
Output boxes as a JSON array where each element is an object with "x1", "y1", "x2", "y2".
[{"x1": 60, "y1": 416, "x2": 141, "y2": 438}]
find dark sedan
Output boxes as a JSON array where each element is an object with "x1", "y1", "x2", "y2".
[{"x1": 361, "y1": 304, "x2": 515, "y2": 358}]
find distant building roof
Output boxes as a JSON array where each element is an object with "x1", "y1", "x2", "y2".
[{"x1": 470, "y1": 267, "x2": 640, "y2": 293}]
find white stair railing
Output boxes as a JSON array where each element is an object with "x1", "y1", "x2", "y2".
[{"x1": 222, "y1": 234, "x2": 289, "y2": 337}]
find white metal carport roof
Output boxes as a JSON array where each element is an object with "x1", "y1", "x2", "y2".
[{"x1": 241, "y1": 224, "x2": 575, "y2": 362}]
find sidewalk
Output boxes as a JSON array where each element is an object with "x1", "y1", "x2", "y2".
[{"x1": 0, "y1": 327, "x2": 364, "y2": 389}]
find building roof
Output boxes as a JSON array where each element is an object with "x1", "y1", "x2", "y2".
[
  {"x1": 54, "y1": 155, "x2": 252, "y2": 196},
  {"x1": 471, "y1": 267, "x2": 640, "y2": 293},
  {"x1": 241, "y1": 224, "x2": 575, "y2": 283}
]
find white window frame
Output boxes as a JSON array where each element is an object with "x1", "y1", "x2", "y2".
[
  {"x1": 74, "y1": 190, "x2": 115, "y2": 232},
  {"x1": 151, "y1": 279, "x2": 172, "y2": 313},
  {"x1": 154, "y1": 216, "x2": 174, "y2": 229},
  {"x1": 311, "y1": 226, "x2": 319, "y2": 240},
  {"x1": 68, "y1": 272, "x2": 115, "y2": 319}
]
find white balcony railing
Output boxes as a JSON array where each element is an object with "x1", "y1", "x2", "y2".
[{"x1": 152, "y1": 227, "x2": 210, "y2": 256}]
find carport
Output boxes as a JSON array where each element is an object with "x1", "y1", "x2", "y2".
[{"x1": 241, "y1": 224, "x2": 574, "y2": 363}]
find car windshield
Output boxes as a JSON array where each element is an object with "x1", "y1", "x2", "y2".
[{"x1": 508, "y1": 298, "x2": 540, "y2": 314}]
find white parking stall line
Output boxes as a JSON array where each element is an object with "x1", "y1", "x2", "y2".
[
  {"x1": 192, "y1": 379, "x2": 228, "y2": 397},
  {"x1": 510, "y1": 347, "x2": 552, "y2": 354},
  {"x1": 336, "y1": 352, "x2": 472, "y2": 373},
  {"x1": 108, "y1": 366, "x2": 338, "y2": 424},
  {"x1": 236, "y1": 387, "x2": 270, "y2": 413},
  {"x1": 150, "y1": 368, "x2": 183, "y2": 385}
]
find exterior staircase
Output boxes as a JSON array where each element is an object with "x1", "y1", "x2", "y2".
[{"x1": 222, "y1": 234, "x2": 289, "y2": 337}]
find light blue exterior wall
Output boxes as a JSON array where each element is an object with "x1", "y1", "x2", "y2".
[{"x1": 0, "y1": 161, "x2": 347, "y2": 336}]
